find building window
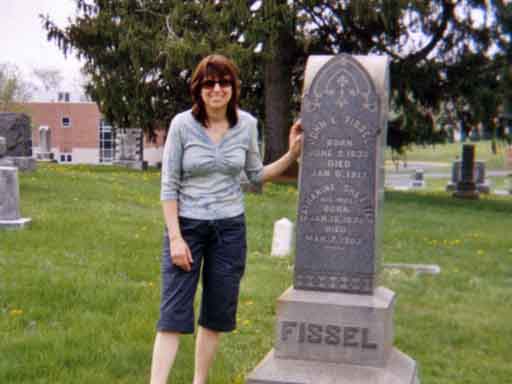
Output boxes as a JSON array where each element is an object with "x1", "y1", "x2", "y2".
[
  {"x1": 62, "y1": 117, "x2": 71, "y2": 128},
  {"x1": 99, "y1": 119, "x2": 113, "y2": 163},
  {"x1": 59, "y1": 153, "x2": 72, "y2": 163}
]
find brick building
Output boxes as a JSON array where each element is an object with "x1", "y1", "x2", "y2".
[{"x1": 25, "y1": 101, "x2": 164, "y2": 165}]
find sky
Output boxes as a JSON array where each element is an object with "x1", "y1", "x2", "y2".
[{"x1": 0, "y1": 0, "x2": 84, "y2": 101}]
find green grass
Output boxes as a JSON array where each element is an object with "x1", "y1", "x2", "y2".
[
  {"x1": 1, "y1": 164, "x2": 512, "y2": 383},
  {"x1": 385, "y1": 140, "x2": 512, "y2": 170}
]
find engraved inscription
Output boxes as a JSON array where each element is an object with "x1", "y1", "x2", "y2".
[
  {"x1": 295, "y1": 54, "x2": 384, "y2": 294},
  {"x1": 280, "y1": 321, "x2": 378, "y2": 350}
]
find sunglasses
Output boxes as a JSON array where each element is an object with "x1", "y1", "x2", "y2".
[{"x1": 202, "y1": 79, "x2": 232, "y2": 89}]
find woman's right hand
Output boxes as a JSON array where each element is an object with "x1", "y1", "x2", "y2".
[{"x1": 170, "y1": 235, "x2": 194, "y2": 272}]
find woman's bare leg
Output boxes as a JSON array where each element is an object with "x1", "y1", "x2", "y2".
[
  {"x1": 150, "y1": 331, "x2": 180, "y2": 384},
  {"x1": 192, "y1": 326, "x2": 221, "y2": 384}
]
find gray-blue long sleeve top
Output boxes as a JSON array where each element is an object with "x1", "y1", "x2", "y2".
[{"x1": 160, "y1": 109, "x2": 264, "y2": 220}]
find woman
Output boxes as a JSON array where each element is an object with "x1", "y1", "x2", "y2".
[{"x1": 150, "y1": 54, "x2": 302, "y2": 384}]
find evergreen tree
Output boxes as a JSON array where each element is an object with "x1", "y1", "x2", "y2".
[{"x1": 42, "y1": 0, "x2": 507, "y2": 156}]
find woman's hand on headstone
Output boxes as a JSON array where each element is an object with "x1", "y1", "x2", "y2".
[
  {"x1": 170, "y1": 236, "x2": 194, "y2": 272},
  {"x1": 288, "y1": 120, "x2": 303, "y2": 160}
]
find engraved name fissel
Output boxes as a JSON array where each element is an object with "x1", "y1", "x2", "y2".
[{"x1": 280, "y1": 321, "x2": 378, "y2": 349}]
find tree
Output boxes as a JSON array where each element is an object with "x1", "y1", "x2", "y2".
[
  {"x1": 0, "y1": 63, "x2": 33, "y2": 112},
  {"x1": 42, "y1": 0, "x2": 507, "y2": 156},
  {"x1": 32, "y1": 68, "x2": 63, "y2": 94}
]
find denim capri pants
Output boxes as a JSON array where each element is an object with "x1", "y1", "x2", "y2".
[{"x1": 157, "y1": 214, "x2": 247, "y2": 333}]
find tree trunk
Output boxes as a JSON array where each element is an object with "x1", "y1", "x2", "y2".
[{"x1": 262, "y1": 0, "x2": 295, "y2": 165}]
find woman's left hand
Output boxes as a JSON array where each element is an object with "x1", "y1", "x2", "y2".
[{"x1": 288, "y1": 120, "x2": 303, "y2": 160}]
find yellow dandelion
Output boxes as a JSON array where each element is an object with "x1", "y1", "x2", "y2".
[
  {"x1": 477, "y1": 250, "x2": 484, "y2": 255},
  {"x1": 243, "y1": 319, "x2": 251, "y2": 326},
  {"x1": 9, "y1": 309, "x2": 23, "y2": 316},
  {"x1": 148, "y1": 282, "x2": 155, "y2": 288}
]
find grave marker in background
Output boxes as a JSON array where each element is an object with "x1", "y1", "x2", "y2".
[
  {"x1": 0, "y1": 137, "x2": 14, "y2": 166},
  {"x1": 0, "y1": 166, "x2": 31, "y2": 230},
  {"x1": 113, "y1": 128, "x2": 147, "y2": 170},
  {"x1": 446, "y1": 160, "x2": 489, "y2": 194},
  {"x1": 36, "y1": 126, "x2": 55, "y2": 162},
  {"x1": 0, "y1": 113, "x2": 36, "y2": 171},
  {"x1": 453, "y1": 145, "x2": 479, "y2": 199}
]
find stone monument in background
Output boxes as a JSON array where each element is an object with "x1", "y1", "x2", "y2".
[
  {"x1": 0, "y1": 165, "x2": 32, "y2": 230},
  {"x1": 410, "y1": 169, "x2": 426, "y2": 188},
  {"x1": 36, "y1": 126, "x2": 55, "y2": 162},
  {"x1": 0, "y1": 113, "x2": 36, "y2": 171},
  {"x1": 452, "y1": 145, "x2": 480, "y2": 199},
  {"x1": 113, "y1": 128, "x2": 147, "y2": 170},
  {"x1": 0, "y1": 137, "x2": 14, "y2": 167},
  {"x1": 247, "y1": 55, "x2": 419, "y2": 384},
  {"x1": 446, "y1": 159, "x2": 489, "y2": 194}
]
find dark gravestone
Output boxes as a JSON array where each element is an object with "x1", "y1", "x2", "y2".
[
  {"x1": 294, "y1": 55, "x2": 382, "y2": 295},
  {"x1": 0, "y1": 113, "x2": 32, "y2": 156},
  {"x1": 446, "y1": 160, "x2": 489, "y2": 193},
  {"x1": 453, "y1": 145, "x2": 479, "y2": 199},
  {"x1": 246, "y1": 55, "x2": 419, "y2": 384}
]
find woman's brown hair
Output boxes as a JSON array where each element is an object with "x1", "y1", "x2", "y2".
[{"x1": 190, "y1": 54, "x2": 241, "y2": 128}]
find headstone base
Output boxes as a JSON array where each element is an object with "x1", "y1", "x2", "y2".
[
  {"x1": 246, "y1": 348, "x2": 419, "y2": 384},
  {"x1": 0, "y1": 158, "x2": 14, "y2": 167},
  {"x1": 274, "y1": 287, "x2": 394, "y2": 366},
  {"x1": 0, "y1": 217, "x2": 32, "y2": 230},
  {"x1": 410, "y1": 181, "x2": 425, "y2": 188},
  {"x1": 445, "y1": 182, "x2": 456, "y2": 192},
  {"x1": 452, "y1": 190, "x2": 479, "y2": 199},
  {"x1": 447, "y1": 182, "x2": 489, "y2": 194},
  {"x1": 477, "y1": 182, "x2": 490, "y2": 194},
  {"x1": 36, "y1": 153, "x2": 56, "y2": 162},
  {"x1": 113, "y1": 160, "x2": 148, "y2": 171},
  {"x1": 8, "y1": 157, "x2": 36, "y2": 171}
]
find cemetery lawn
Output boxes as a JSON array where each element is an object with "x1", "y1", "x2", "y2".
[
  {"x1": 385, "y1": 140, "x2": 511, "y2": 170},
  {"x1": 2, "y1": 164, "x2": 511, "y2": 384}
]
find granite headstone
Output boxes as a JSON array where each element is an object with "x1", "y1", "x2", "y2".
[
  {"x1": 113, "y1": 128, "x2": 148, "y2": 170},
  {"x1": 453, "y1": 145, "x2": 479, "y2": 199},
  {"x1": 0, "y1": 137, "x2": 13, "y2": 166},
  {"x1": 0, "y1": 113, "x2": 32, "y2": 156},
  {"x1": 294, "y1": 55, "x2": 383, "y2": 295},
  {"x1": 446, "y1": 160, "x2": 489, "y2": 193},
  {"x1": 246, "y1": 55, "x2": 419, "y2": 384},
  {"x1": 0, "y1": 113, "x2": 36, "y2": 171},
  {"x1": 411, "y1": 169, "x2": 425, "y2": 188},
  {"x1": 36, "y1": 126, "x2": 55, "y2": 161},
  {"x1": 0, "y1": 166, "x2": 32, "y2": 229}
]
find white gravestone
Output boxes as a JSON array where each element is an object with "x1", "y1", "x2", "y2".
[
  {"x1": 36, "y1": 126, "x2": 55, "y2": 161},
  {"x1": 271, "y1": 218, "x2": 294, "y2": 257}
]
